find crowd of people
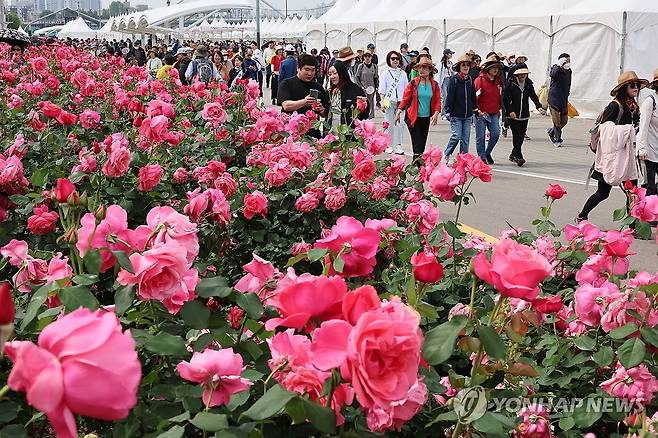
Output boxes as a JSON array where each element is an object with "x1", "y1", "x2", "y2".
[{"x1": 69, "y1": 37, "x2": 658, "y2": 227}]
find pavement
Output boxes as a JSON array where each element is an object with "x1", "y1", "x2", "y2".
[{"x1": 260, "y1": 87, "x2": 657, "y2": 270}]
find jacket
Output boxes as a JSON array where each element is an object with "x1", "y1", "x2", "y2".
[
  {"x1": 547, "y1": 64, "x2": 572, "y2": 113},
  {"x1": 444, "y1": 73, "x2": 477, "y2": 119},
  {"x1": 279, "y1": 56, "x2": 297, "y2": 82},
  {"x1": 637, "y1": 95, "x2": 658, "y2": 163},
  {"x1": 595, "y1": 122, "x2": 637, "y2": 185},
  {"x1": 474, "y1": 72, "x2": 501, "y2": 114},
  {"x1": 502, "y1": 78, "x2": 542, "y2": 120},
  {"x1": 329, "y1": 83, "x2": 370, "y2": 127},
  {"x1": 399, "y1": 76, "x2": 441, "y2": 128}
]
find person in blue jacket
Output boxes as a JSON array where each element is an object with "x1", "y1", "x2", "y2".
[
  {"x1": 547, "y1": 53, "x2": 573, "y2": 147},
  {"x1": 278, "y1": 45, "x2": 298, "y2": 83},
  {"x1": 444, "y1": 54, "x2": 478, "y2": 161}
]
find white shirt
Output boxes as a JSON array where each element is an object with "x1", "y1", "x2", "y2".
[
  {"x1": 378, "y1": 67, "x2": 408, "y2": 102},
  {"x1": 637, "y1": 94, "x2": 658, "y2": 163},
  {"x1": 146, "y1": 57, "x2": 163, "y2": 80},
  {"x1": 263, "y1": 47, "x2": 274, "y2": 64},
  {"x1": 252, "y1": 49, "x2": 266, "y2": 71}
]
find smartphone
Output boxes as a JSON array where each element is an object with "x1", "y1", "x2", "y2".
[{"x1": 309, "y1": 89, "x2": 319, "y2": 99}]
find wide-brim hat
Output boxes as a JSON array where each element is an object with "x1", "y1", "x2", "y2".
[
  {"x1": 650, "y1": 68, "x2": 658, "y2": 88},
  {"x1": 513, "y1": 63, "x2": 531, "y2": 75},
  {"x1": 611, "y1": 71, "x2": 649, "y2": 96},
  {"x1": 413, "y1": 57, "x2": 437, "y2": 73},
  {"x1": 452, "y1": 54, "x2": 473, "y2": 72},
  {"x1": 481, "y1": 54, "x2": 503, "y2": 71},
  {"x1": 336, "y1": 46, "x2": 359, "y2": 62},
  {"x1": 195, "y1": 45, "x2": 209, "y2": 58}
]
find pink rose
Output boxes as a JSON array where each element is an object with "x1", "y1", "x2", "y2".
[
  {"x1": 117, "y1": 242, "x2": 199, "y2": 314},
  {"x1": 200, "y1": 102, "x2": 228, "y2": 125},
  {"x1": 137, "y1": 164, "x2": 163, "y2": 192},
  {"x1": 184, "y1": 189, "x2": 209, "y2": 223},
  {"x1": 295, "y1": 192, "x2": 320, "y2": 213},
  {"x1": 574, "y1": 281, "x2": 619, "y2": 327},
  {"x1": 39, "y1": 101, "x2": 62, "y2": 118},
  {"x1": 602, "y1": 229, "x2": 635, "y2": 258},
  {"x1": 428, "y1": 161, "x2": 464, "y2": 201},
  {"x1": 515, "y1": 403, "x2": 551, "y2": 438},
  {"x1": 473, "y1": 238, "x2": 553, "y2": 301},
  {"x1": 177, "y1": 348, "x2": 251, "y2": 407},
  {"x1": 102, "y1": 144, "x2": 131, "y2": 177},
  {"x1": 411, "y1": 251, "x2": 444, "y2": 284},
  {"x1": 234, "y1": 254, "x2": 277, "y2": 295},
  {"x1": 139, "y1": 115, "x2": 170, "y2": 142},
  {"x1": 27, "y1": 205, "x2": 58, "y2": 235},
  {"x1": 76, "y1": 205, "x2": 132, "y2": 273},
  {"x1": 265, "y1": 159, "x2": 292, "y2": 187},
  {"x1": 545, "y1": 183, "x2": 567, "y2": 200},
  {"x1": 324, "y1": 186, "x2": 346, "y2": 211},
  {"x1": 56, "y1": 111, "x2": 77, "y2": 126},
  {"x1": 366, "y1": 379, "x2": 428, "y2": 432},
  {"x1": 351, "y1": 153, "x2": 377, "y2": 182},
  {"x1": 405, "y1": 200, "x2": 440, "y2": 235},
  {"x1": 173, "y1": 167, "x2": 188, "y2": 184},
  {"x1": 314, "y1": 216, "x2": 381, "y2": 278},
  {"x1": 631, "y1": 192, "x2": 658, "y2": 222},
  {"x1": 341, "y1": 285, "x2": 381, "y2": 325},
  {"x1": 601, "y1": 362, "x2": 658, "y2": 407},
  {"x1": 31, "y1": 56, "x2": 48, "y2": 74},
  {"x1": 54, "y1": 178, "x2": 76, "y2": 204},
  {"x1": 243, "y1": 191, "x2": 268, "y2": 220},
  {"x1": 146, "y1": 99, "x2": 175, "y2": 119},
  {"x1": 4, "y1": 309, "x2": 141, "y2": 438},
  {"x1": 141, "y1": 206, "x2": 199, "y2": 263},
  {"x1": 46, "y1": 253, "x2": 73, "y2": 285},
  {"x1": 79, "y1": 109, "x2": 101, "y2": 129}
]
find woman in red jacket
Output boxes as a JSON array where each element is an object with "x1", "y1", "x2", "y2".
[
  {"x1": 395, "y1": 57, "x2": 441, "y2": 162},
  {"x1": 474, "y1": 54, "x2": 503, "y2": 164}
]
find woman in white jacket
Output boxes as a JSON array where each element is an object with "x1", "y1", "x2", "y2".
[
  {"x1": 638, "y1": 69, "x2": 658, "y2": 197},
  {"x1": 379, "y1": 51, "x2": 409, "y2": 155}
]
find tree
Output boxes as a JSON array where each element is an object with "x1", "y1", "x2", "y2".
[
  {"x1": 108, "y1": 1, "x2": 129, "y2": 16},
  {"x1": 6, "y1": 12, "x2": 21, "y2": 30}
]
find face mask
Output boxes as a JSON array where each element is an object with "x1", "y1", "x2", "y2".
[{"x1": 563, "y1": 63, "x2": 571, "y2": 70}]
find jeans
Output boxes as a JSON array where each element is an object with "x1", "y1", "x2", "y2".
[
  {"x1": 408, "y1": 116, "x2": 431, "y2": 162},
  {"x1": 548, "y1": 105, "x2": 569, "y2": 143},
  {"x1": 384, "y1": 102, "x2": 404, "y2": 146},
  {"x1": 475, "y1": 112, "x2": 501, "y2": 159},
  {"x1": 440, "y1": 77, "x2": 449, "y2": 116},
  {"x1": 645, "y1": 160, "x2": 658, "y2": 196},
  {"x1": 445, "y1": 117, "x2": 472, "y2": 158},
  {"x1": 509, "y1": 119, "x2": 529, "y2": 159}
]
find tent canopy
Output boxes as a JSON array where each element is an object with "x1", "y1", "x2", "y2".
[{"x1": 58, "y1": 17, "x2": 97, "y2": 39}]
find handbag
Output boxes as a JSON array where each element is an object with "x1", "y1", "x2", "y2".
[{"x1": 382, "y1": 69, "x2": 402, "y2": 110}]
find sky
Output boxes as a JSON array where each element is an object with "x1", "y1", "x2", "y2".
[{"x1": 125, "y1": 0, "x2": 332, "y2": 14}]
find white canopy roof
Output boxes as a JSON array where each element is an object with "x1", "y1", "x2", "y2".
[{"x1": 58, "y1": 17, "x2": 97, "y2": 39}]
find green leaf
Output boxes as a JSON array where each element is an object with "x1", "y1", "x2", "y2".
[
  {"x1": 20, "y1": 281, "x2": 58, "y2": 330},
  {"x1": 113, "y1": 250, "x2": 134, "y2": 273},
  {"x1": 72, "y1": 274, "x2": 98, "y2": 286},
  {"x1": 592, "y1": 346, "x2": 614, "y2": 367},
  {"x1": 114, "y1": 286, "x2": 134, "y2": 315},
  {"x1": 609, "y1": 323, "x2": 638, "y2": 339},
  {"x1": 189, "y1": 412, "x2": 228, "y2": 432},
  {"x1": 302, "y1": 399, "x2": 336, "y2": 434},
  {"x1": 242, "y1": 384, "x2": 296, "y2": 421},
  {"x1": 416, "y1": 301, "x2": 439, "y2": 320},
  {"x1": 612, "y1": 207, "x2": 627, "y2": 222},
  {"x1": 641, "y1": 327, "x2": 658, "y2": 349},
  {"x1": 572, "y1": 336, "x2": 596, "y2": 351},
  {"x1": 145, "y1": 332, "x2": 188, "y2": 356},
  {"x1": 422, "y1": 316, "x2": 468, "y2": 365},
  {"x1": 156, "y1": 425, "x2": 185, "y2": 438},
  {"x1": 634, "y1": 221, "x2": 653, "y2": 240},
  {"x1": 559, "y1": 415, "x2": 575, "y2": 431},
  {"x1": 29, "y1": 168, "x2": 49, "y2": 188},
  {"x1": 444, "y1": 221, "x2": 465, "y2": 239},
  {"x1": 68, "y1": 172, "x2": 86, "y2": 184},
  {"x1": 573, "y1": 399, "x2": 602, "y2": 427},
  {"x1": 181, "y1": 300, "x2": 211, "y2": 329},
  {"x1": 0, "y1": 402, "x2": 18, "y2": 423},
  {"x1": 307, "y1": 248, "x2": 328, "y2": 262},
  {"x1": 332, "y1": 255, "x2": 344, "y2": 273},
  {"x1": 472, "y1": 412, "x2": 505, "y2": 436},
  {"x1": 477, "y1": 325, "x2": 507, "y2": 360},
  {"x1": 235, "y1": 293, "x2": 263, "y2": 320},
  {"x1": 83, "y1": 249, "x2": 102, "y2": 275},
  {"x1": 196, "y1": 276, "x2": 233, "y2": 298},
  {"x1": 0, "y1": 425, "x2": 26, "y2": 438},
  {"x1": 59, "y1": 285, "x2": 99, "y2": 311},
  {"x1": 618, "y1": 337, "x2": 646, "y2": 368}
]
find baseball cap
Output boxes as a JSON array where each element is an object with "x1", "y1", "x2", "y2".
[
  {"x1": 284, "y1": 44, "x2": 295, "y2": 52},
  {"x1": 400, "y1": 43, "x2": 408, "y2": 49},
  {"x1": 443, "y1": 48, "x2": 455, "y2": 55},
  {"x1": 408, "y1": 50, "x2": 419, "y2": 57},
  {"x1": 367, "y1": 43, "x2": 375, "y2": 49}
]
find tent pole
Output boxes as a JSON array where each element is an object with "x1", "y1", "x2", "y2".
[
  {"x1": 443, "y1": 19, "x2": 447, "y2": 49},
  {"x1": 491, "y1": 18, "x2": 494, "y2": 52},
  {"x1": 620, "y1": 11, "x2": 627, "y2": 74},
  {"x1": 405, "y1": 20, "x2": 408, "y2": 43},
  {"x1": 324, "y1": 23, "x2": 327, "y2": 48},
  {"x1": 547, "y1": 15, "x2": 554, "y2": 76}
]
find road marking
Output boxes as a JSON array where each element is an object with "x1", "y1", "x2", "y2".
[
  {"x1": 458, "y1": 224, "x2": 499, "y2": 243},
  {"x1": 492, "y1": 168, "x2": 587, "y2": 186}
]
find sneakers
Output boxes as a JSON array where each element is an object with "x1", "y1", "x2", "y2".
[
  {"x1": 393, "y1": 144, "x2": 404, "y2": 155},
  {"x1": 517, "y1": 158, "x2": 526, "y2": 166},
  {"x1": 524, "y1": 134, "x2": 532, "y2": 140},
  {"x1": 502, "y1": 127, "x2": 508, "y2": 138},
  {"x1": 385, "y1": 146, "x2": 393, "y2": 154},
  {"x1": 574, "y1": 215, "x2": 586, "y2": 224},
  {"x1": 546, "y1": 128, "x2": 554, "y2": 142},
  {"x1": 554, "y1": 141, "x2": 563, "y2": 148},
  {"x1": 485, "y1": 154, "x2": 494, "y2": 165}
]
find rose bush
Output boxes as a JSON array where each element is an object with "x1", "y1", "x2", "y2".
[{"x1": 0, "y1": 42, "x2": 657, "y2": 438}]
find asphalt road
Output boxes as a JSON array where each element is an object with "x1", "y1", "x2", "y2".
[{"x1": 261, "y1": 87, "x2": 657, "y2": 270}]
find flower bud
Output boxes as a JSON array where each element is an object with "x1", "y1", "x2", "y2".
[{"x1": 0, "y1": 282, "x2": 15, "y2": 355}]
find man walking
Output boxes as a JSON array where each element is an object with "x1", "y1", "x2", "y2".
[
  {"x1": 400, "y1": 43, "x2": 410, "y2": 70},
  {"x1": 356, "y1": 51, "x2": 379, "y2": 119},
  {"x1": 547, "y1": 53, "x2": 573, "y2": 147},
  {"x1": 278, "y1": 45, "x2": 298, "y2": 83}
]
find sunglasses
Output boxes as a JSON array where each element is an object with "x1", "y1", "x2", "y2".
[
  {"x1": 390, "y1": 57, "x2": 399, "y2": 61},
  {"x1": 629, "y1": 83, "x2": 640, "y2": 89}
]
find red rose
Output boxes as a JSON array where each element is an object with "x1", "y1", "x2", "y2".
[
  {"x1": 137, "y1": 164, "x2": 163, "y2": 192},
  {"x1": 243, "y1": 191, "x2": 268, "y2": 220},
  {"x1": 0, "y1": 281, "x2": 14, "y2": 325},
  {"x1": 39, "y1": 101, "x2": 62, "y2": 118},
  {"x1": 351, "y1": 157, "x2": 377, "y2": 182},
  {"x1": 411, "y1": 251, "x2": 444, "y2": 284},
  {"x1": 54, "y1": 178, "x2": 77, "y2": 204},
  {"x1": 545, "y1": 184, "x2": 567, "y2": 200},
  {"x1": 56, "y1": 110, "x2": 78, "y2": 126},
  {"x1": 27, "y1": 205, "x2": 59, "y2": 235},
  {"x1": 531, "y1": 295, "x2": 563, "y2": 313}
]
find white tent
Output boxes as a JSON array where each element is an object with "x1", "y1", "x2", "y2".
[{"x1": 58, "y1": 17, "x2": 97, "y2": 40}]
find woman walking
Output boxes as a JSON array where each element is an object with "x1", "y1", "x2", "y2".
[
  {"x1": 444, "y1": 54, "x2": 478, "y2": 161},
  {"x1": 379, "y1": 50, "x2": 409, "y2": 155},
  {"x1": 502, "y1": 63, "x2": 542, "y2": 166},
  {"x1": 638, "y1": 69, "x2": 658, "y2": 198},
  {"x1": 270, "y1": 47, "x2": 285, "y2": 105},
  {"x1": 395, "y1": 57, "x2": 441, "y2": 162},
  {"x1": 474, "y1": 55, "x2": 503, "y2": 164},
  {"x1": 438, "y1": 49, "x2": 454, "y2": 118},
  {"x1": 212, "y1": 51, "x2": 230, "y2": 82},
  {"x1": 327, "y1": 60, "x2": 369, "y2": 128},
  {"x1": 576, "y1": 71, "x2": 648, "y2": 222}
]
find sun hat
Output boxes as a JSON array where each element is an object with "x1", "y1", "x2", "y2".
[
  {"x1": 336, "y1": 46, "x2": 359, "y2": 62},
  {"x1": 284, "y1": 44, "x2": 295, "y2": 53},
  {"x1": 610, "y1": 71, "x2": 650, "y2": 96},
  {"x1": 650, "y1": 68, "x2": 658, "y2": 88},
  {"x1": 195, "y1": 45, "x2": 209, "y2": 58},
  {"x1": 452, "y1": 53, "x2": 473, "y2": 72},
  {"x1": 512, "y1": 63, "x2": 531, "y2": 75},
  {"x1": 413, "y1": 56, "x2": 437, "y2": 74},
  {"x1": 481, "y1": 54, "x2": 502, "y2": 71}
]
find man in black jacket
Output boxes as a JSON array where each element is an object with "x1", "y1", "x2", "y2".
[{"x1": 547, "y1": 53, "x2": 573, "y2": 147}]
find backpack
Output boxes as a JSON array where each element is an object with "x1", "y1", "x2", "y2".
[
  {"x1": 195, "y1": 59, "x2": 213, "y2": 84},
  {"x1": 588, "y1": 101, "x2": 623, "y2": 153}
]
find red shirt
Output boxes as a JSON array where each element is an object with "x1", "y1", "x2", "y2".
[
  {"x1": 272, "y1": 55, "x2": 284, "y2": 73},
  {"x1": 474, "y1": 72, "x2": 502, "y2": 114}
]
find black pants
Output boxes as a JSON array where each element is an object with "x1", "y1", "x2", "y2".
[
  {"x1": 509, "y1": 119, "x2": 529, "y2": 159},
  {"x1": 579, "y1": 173, "x2": 638, "y2": 219},
  {"x1": 271, "y1": 74, "x2": 279, "y2": 103},
  {"x1": 257, "y1": 70, "x2": 263, "y2": 96},
  {"x1": 645, "y1": 160, "x2": 658, "y2": 196},
  {"x1": 266, "y1": 65, "x2": 272, "y2": 88},
  {"x1": 408, "y1": 117, "x2": 431, "y2": 162}
]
